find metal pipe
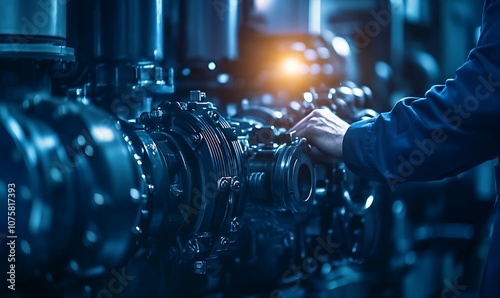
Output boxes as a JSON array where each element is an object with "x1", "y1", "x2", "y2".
[
  {"x1": 93, "y1": 0, "x2": 164, "y2": 62},
  {"x1": 183, "y1": 0, "x2": 239, "y2": 61},
  {"x1": 0, "y1": 0, "x2": 66, "y2": 44}
]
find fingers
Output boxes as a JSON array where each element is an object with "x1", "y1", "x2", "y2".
[
  {"x1": 289, "y1": 110, "x2": 316, "y2": 136},
  {"x1": 291, "y1": 109, "x2": 330, "y2": 137},
  {"x1": 291, "y1": 109, "x2": 341, "y2": 141},
  {"x1": 290, "y1": 109, "x2": 350, "y2": 161}
]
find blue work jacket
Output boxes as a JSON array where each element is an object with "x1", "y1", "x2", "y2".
[{"x1": 343, "y1": 0, "x2": 500, "y2": 296}]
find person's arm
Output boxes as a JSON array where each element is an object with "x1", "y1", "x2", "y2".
[{"x1": 293, "y1": 0, "x2": 500, "y2": 190}]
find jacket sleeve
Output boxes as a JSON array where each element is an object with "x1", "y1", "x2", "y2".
[{"x1": 343, "y1": 0, "x2": 500, "y2": 190}]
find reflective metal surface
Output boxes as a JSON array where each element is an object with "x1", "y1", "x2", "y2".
[
  {"x1": 0, "y1": 0, "x2": 66, "y2": 42},
  {"x1": 183, "y1": 0, "x2": 239, "y2": 61},
  {"x1": 0, "y1": 1, "x2": 493, "y2": 297},
  {"x1": 93, "y1": 0, "x2": 163, "y2": 61}
]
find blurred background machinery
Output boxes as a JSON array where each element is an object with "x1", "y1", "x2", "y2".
[{"x1": 0, "y1": 0, "x2": 495, "y2": 297}]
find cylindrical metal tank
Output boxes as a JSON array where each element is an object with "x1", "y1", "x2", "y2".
[
  {"x1": 182, "y1": 0, "x2": 239, "y2": 61},
  {"x1": 0, "y1": 0, "x2": 67, "y2": 44},
  {"x1": 93, "y1": 0, "x2": 164, "y2": 62}
]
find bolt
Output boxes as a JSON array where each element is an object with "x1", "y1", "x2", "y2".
[
  {"x1": 230, "y1": 217, "x2": 241, "y2": 232},
  {"x1": 83, "y1": 145, "x2": 94, "y2": 157},
  {"x1": 193, "y1": 261, "x2": 206, "y2": 274},
  {"x1": 217, "y1": 177, "x2": 230, "y2": 192},
  {"x1": 147, "y1": 184, "x2": 155, "y2": 195},
  {"x1": 210, "y1": 111, "x2": 219, "y2": 122},
  {"x1": 219, "y1": 237, "x2": 229, "y2": 250},
  {"x1": 189, "y1": 134, "x2": 202, "y2": 147},
  {"x1": 231, "y1": 177, "x2": 241, "y2": 192},
  {"x1": 190, "y1": 90, "x2": 207, "y2": 102}
]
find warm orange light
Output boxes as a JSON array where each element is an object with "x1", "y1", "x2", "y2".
[{"x1": 283, "y1": 58, "x2": 300, "y2": 74}]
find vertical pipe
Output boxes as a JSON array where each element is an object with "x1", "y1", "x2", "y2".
[
  {"x1": 183, "y1": 0, "x2": 239, "y2": 61},
  {"x1": 93, "y1": 0, "x2": 164, "y2": 62},
  {"x1": 0, "y1": 0, "x2": 70, "y2": 100},
  {"x1": 0, "y1": 0, "x2": 66, "y2": 44}
]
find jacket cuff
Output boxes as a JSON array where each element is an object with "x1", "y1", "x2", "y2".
[{"x1": 343, "y1": 119, "x2": 375, "y2": 178}]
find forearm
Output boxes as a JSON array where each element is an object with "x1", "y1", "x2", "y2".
[{"x1": 343, "y1": 63, "x2": 500, "y2": 190}]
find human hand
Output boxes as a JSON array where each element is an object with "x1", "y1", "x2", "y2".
[{"x1": 290, "y1": 109, "x2": 350, "y2": 162}]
